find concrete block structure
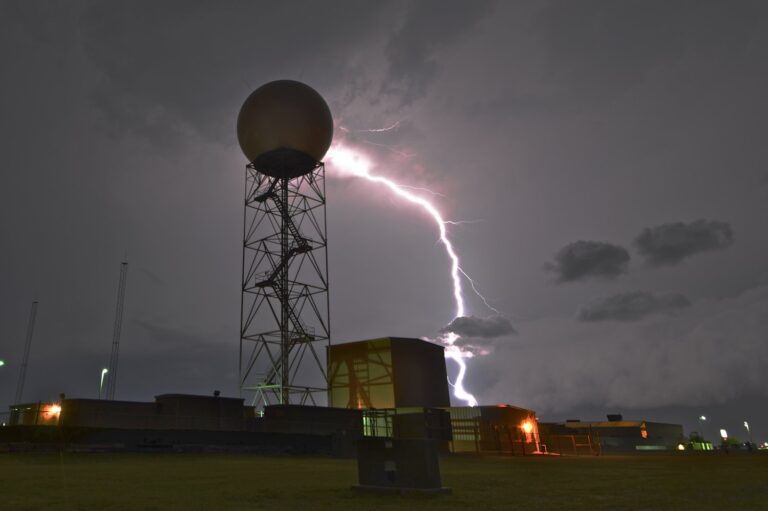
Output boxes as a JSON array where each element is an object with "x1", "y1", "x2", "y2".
[{"x1": 328, "y1": 337, "x2": 450, "y2": 410}]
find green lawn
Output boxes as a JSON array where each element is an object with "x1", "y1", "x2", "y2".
[{"x1": 1, "y1": 452, "x2": 766, "y2": 510}]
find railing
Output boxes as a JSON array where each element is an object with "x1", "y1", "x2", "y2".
[
  {"x1": 362, "y1": 409, "x2": 394, "y2": 438},
  {"x1": 538, "y1": 433, "x2": 601, "y2": 456}
]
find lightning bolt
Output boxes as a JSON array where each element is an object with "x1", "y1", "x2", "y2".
[
  {"x1": 355, "y1": 120, "x2": 402, "y2": 133},
  {"x1": 326, "y1": 141, "x2": 484, "y2": 406}
]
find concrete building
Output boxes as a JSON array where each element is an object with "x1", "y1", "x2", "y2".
[
  {"x1": 10, "y1": 394, "x2": 256, "y2": 431},
  {"x1": 539, "y1": 415, "x2": 685, "y2": 452},
  {"x1": 4, "y1": 395, "x2": 362, "y2": 455},
  {"x1": 328, "y1": 337, "x2": 450, "y2": 410},
  {"x1": 328, "y1": 337, "x2": 541, "y2": 455}
]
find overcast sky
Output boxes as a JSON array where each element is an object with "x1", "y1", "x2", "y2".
[{"x1": 1, "y1": 0, "x2": 767, "y2": 442}]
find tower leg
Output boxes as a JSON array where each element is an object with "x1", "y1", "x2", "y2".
[{"x1": 239, "y1": 164, "x2": 330, "y2": 410}]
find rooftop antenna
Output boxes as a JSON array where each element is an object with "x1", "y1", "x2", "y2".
[
  {"x1": 14, "y1": 300, "x2": 39, "y2": 404},
  {"x1": 106, "y1": 261, "x2": 128, "y2": 400}
]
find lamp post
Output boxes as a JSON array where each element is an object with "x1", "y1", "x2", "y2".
[
  {"x1": 744, "y1": 421, "x2": 752, "y2": 444},
  {"x1": 99, "y1": 368, "x2": 109, "y2": 399},
  {"x1": 697, "y1": 415, "x2": 707, "y2": 442}
]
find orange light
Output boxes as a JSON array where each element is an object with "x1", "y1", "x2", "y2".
[
  {"x1": 641, "y1": 429, "x2": 648, "y2": 439},
  {"x1": 521, "y1": 420, "x2": 533, "y2": 434},
  {"x1": 44, "y1": 404, "x2": 62, "y2": 418}
]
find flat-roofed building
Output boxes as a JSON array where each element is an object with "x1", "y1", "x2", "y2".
[
  {"x1": 327, "y1": 337, "x2": 450, "y2": 410},
  {"x1": 539, "y1": 415, "x2": 685, "y2": 452}
]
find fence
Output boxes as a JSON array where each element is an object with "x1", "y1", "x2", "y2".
[{"x1": 538, "y1": 433, "x2": 601, "y2": 456}]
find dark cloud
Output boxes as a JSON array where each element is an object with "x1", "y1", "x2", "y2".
[
  {"x1": 383, "y1": 0, "x2": 494, "y2": 105},
  {"x1": 578, "y1": 291, "x2": 691, "y2": 322},
  {"x1": 546, "y1": 241, "x2": 630, "y2": 282},
  {"x1": 440, "y1": 315, "x2": 516, "y2": 338},
  {"x1": 634, "y1": 220, "x2": 734, "y2": 266},
  {"x1": 78, "y1": 1, "x2": 393, "y2": 146},
  {"x1": 2, "y1": 1, "x2": 768, "y2": 440},
  {"x1": 474, "y1": 284, "x2": 768, "y2": 413}
]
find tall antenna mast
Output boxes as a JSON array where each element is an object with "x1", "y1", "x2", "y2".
[
  {"x1": 14, "y1": 300, "x2": 38, "y2": 404},
  {"x1": 106, "y1": 261, "x2": 128, "y2": 400}
]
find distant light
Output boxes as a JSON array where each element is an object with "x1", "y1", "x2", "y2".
[
  {"x1": 677, "y1": 443, "x2": 685, "y2": 451},
  {"x1": 699, "y1": 415, "x2": 706, "y2": 421},
  {"x1": 720, "y1": 429, "x2": 728, "y2": 439},
  {"x1": 0, "y1": 360, "x2": 5, "y2": 367},
  {"x1": 521, "y1": 420, "x2": 534, "y2": 434},
  {"x1": 48, "y1": 404, "x2": 61, "y2": 415},
  {"x1": 743, "y1": 421, "x2": 750, "y2": 430}
]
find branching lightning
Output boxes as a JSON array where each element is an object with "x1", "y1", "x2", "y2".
[
  {"x1": 361, "y1": 140, "x2": 417, "y2": 159},
  {"x1": 326, "y1": 140, "x2": 491, "y2": 407},
  {"x1": 355, "y1": 120, "x2": 403, "y2": 133}
]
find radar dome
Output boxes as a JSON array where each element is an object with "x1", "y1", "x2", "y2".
[{"x1": 237, "y1": 80, "x2": 333, "y2": 179}]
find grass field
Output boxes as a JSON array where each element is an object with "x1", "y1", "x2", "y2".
[{"x1": 1, "y1": 452, "x2": 766, "y2": 511}]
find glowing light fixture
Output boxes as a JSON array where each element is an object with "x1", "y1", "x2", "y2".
[
  {"x1": 99, "y1": 368, "x2": 109, "y2": 399},
  {"x1": 719, "y1": 429, "x2": 728, "y2": 439},
  {"x1": 43, "y1": 404, "x2": 62, "y2": 420},
  {"x1": 0, "y1": 360, "x2": 5, "y2": 367},
  {"x1": 521, "y1": 420, "x2": 534, "y2": 434},
  {"x1": 677, "y1": 443, "x2": 685, "y2": 451}
]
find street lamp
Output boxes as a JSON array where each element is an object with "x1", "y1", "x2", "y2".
[
  {"x1": 697, "y1": 415, "x2": 707, "y2": 441},
  {"x1": 744, "y1": 421, "x2": 752, "y2": 443},
  {"x1": 99, "y1": 368, "x2": 109, "y2": 399},
  {"x1": 0, "y1": 360, "x2": 5, "y2": 367}
]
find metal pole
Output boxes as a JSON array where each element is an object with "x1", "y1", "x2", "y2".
[
  {"x1": 14, "y1": 300, "x2": 38, "y2": 404},
  {"x1": 697, "y1": 415, "x2": 707, "y2": 445},
  {"x1": 106, "y1": 262, "x2": 128, "y2": 400}
]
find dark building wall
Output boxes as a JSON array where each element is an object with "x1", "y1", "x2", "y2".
[
  {"x1": 540, "y1": 420, "x2": 685, "y2": 452},
  {"x1": 644, "y1": 422, "x2": 685, "y2": 449},
  {"x1": 0, "y1": 425, "x2": 341, "y2": 455},
  {"x1": 263, "y1": 405, "x2": 362, "y2": 437},
  {"x1": 60, "y1": 400, "x2": 156, "y2": 429},
  {"x1": 447, "y1": 405, "x2": 539, "y2": 454},
  {"x1": 54, "y1": 395, "x2": 252, "y2": 432},
  {"x1": 390, "y1": 338, "x2": 450, "y2": 409}
]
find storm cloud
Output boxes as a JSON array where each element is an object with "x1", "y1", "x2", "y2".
[
  {"x1": 634, "y1": 220, "x2": 734, "y2": 266},
  {"x1": 441, "y1": 315, "x2": 516, "y2": 338},
  {"x1": 578, "y1": 291, "x2": 691, "y2": 322},
  {"x1": 2, "y1": 1, "x2": 768, "y2": 442},
  {"x1": 546, "y1": 241, "x2": 630, "y2": 282}
]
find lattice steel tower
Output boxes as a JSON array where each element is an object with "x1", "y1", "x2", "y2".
[{"x1": 237, "y1": 80, "x2": 333, "y2": 408}]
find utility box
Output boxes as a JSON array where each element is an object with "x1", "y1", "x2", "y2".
[{"x1": 353, "y1": 437, "x2": 450, "y2": 493}]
